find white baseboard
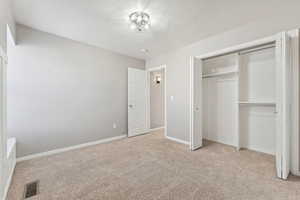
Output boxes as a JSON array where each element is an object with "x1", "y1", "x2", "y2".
[
  {"x1": 128, "y1": 129, "x2": 150, "y2": 137},
  {"x1": 166, "y1": 135, "x2": 189, "y2": 145},
  {"x1": 149, "y1": 126, "x2": 165, "y2": 132},
  {"x1": 17, "y1": 135, "x2": 127, "y2": 163},
  {"x1": 291, "y1": 169, "x2": 300, "y2": 176}
]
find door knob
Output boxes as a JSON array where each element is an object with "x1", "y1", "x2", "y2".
[{"x1": 128, "y1": 104, "x2": 133, "y2": 108}]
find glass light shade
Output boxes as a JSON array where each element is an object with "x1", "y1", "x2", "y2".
[{"x1": 129, "y1": 11, "x2": 151, "y2": 32}]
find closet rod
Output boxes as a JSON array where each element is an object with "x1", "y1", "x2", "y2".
[
  {"x1": 202, "y1": 42, "x2": 275, "y2": 61},
  {"x1": 239, "y1": 44, "x2": 275, "y2": 55}
]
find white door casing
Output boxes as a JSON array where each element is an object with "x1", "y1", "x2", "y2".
[
  {"x1": 288, "y1": 29, "x2": 300, "y2": 176},
  {"x1": 275, "y1": 32, "x2": 291, "y2": 179},
  {"x1": 128, "y1": 68, "x2": 148, "y2": 137},
  {"x1": 0, "y1": 47, "x2": 7, "y2": 198}
]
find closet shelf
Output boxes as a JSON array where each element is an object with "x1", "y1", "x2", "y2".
[
  {"x1": 238, "y1": 101, "x2": 276, "y2": 106},
  {"x1": 202, "y1": 70, "x2": 238, "y2": 78}
]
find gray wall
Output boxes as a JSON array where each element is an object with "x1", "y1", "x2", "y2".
[
  {"x1": 7, "y1": 25, "x2": 145, "y2": 157},
  {"x1": 150, "y1": 70, "x2": 164, "y2": 129}
]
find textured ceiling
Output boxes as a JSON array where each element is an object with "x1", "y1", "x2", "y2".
[{"x1": 13, "y1": 0, "x2": 300, "y2": 59}]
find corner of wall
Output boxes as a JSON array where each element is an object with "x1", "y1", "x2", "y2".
[{"x1": 2, "y1": 138, "x2": 16, "y2": 200}]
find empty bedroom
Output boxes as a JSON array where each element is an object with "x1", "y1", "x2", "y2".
[{"x1": 1, "y1": 0, "x2": 300, "y2": 199}]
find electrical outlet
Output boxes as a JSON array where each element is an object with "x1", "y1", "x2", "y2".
[{"x1": 113, "y1": 123, "x2": 117, "y2": 129}]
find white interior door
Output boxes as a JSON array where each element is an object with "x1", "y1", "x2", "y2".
[
  {"x1": 128, "y1": 68, "x2": 148, "y2": 137},
  {"x1": 190, "y1": 57, "x2": 203, "y2": 150},
  {"x1": 275, "y1": 32, "x2": 291, "y2": 179}
]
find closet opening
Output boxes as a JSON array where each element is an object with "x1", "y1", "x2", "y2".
[
  {"x1": 149, "y1": 68, "x2": 165, "y2": 130},
  {"x1": 201, "y1": 43, "x2": 277, "y2": 154},
  {"x1": 190, "y1": 33, "x2": 295, "y2": 179},
  {"x1": 147, "y1": 65, "x2": 167, "y2": 136}
]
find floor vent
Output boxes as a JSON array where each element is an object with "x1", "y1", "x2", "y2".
[{"x1": 24, "y1": 180, "x2": 39, "y2": 199}]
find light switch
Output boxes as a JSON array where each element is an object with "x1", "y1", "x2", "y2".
[{"x1": 170, "y1": 96, "x2": 174, "y2": 101}]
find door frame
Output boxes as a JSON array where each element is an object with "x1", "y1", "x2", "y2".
[
  {"x1": 0, "y1": 46, "x2": 7, "y2": 190},
  {"x1": 190, "y1": 32, "x2": 299, "y2": 178},
  {"x1": 190, "y1": 35, "x2": 277, "y2": 150},
  {"x1": 288, "y1": 29, "x2": 300, "y2": 176},
  {"x1": 146, "y1": 65, "x2": 167, "y2": 137}
]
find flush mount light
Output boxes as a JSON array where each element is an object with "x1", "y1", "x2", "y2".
[{"x1": 129, "y1": 11, "x2": 151, "y2": 32}]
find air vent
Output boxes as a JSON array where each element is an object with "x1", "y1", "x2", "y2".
[{"x1": 24, "y1": 180, "x2": 39, "y2": 199}]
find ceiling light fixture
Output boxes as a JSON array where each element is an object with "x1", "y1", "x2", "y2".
[{"x1": 129, "y1": 11, "x2": 151, "y2": 32}]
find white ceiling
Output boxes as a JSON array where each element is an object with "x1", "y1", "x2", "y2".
[{"x1": 13, "y1": 0, "x2": 299, "y2": 59}]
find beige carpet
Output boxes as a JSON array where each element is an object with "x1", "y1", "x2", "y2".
[{"x1": 7, "y1": 130, "x2": 300, "y2": 200}]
